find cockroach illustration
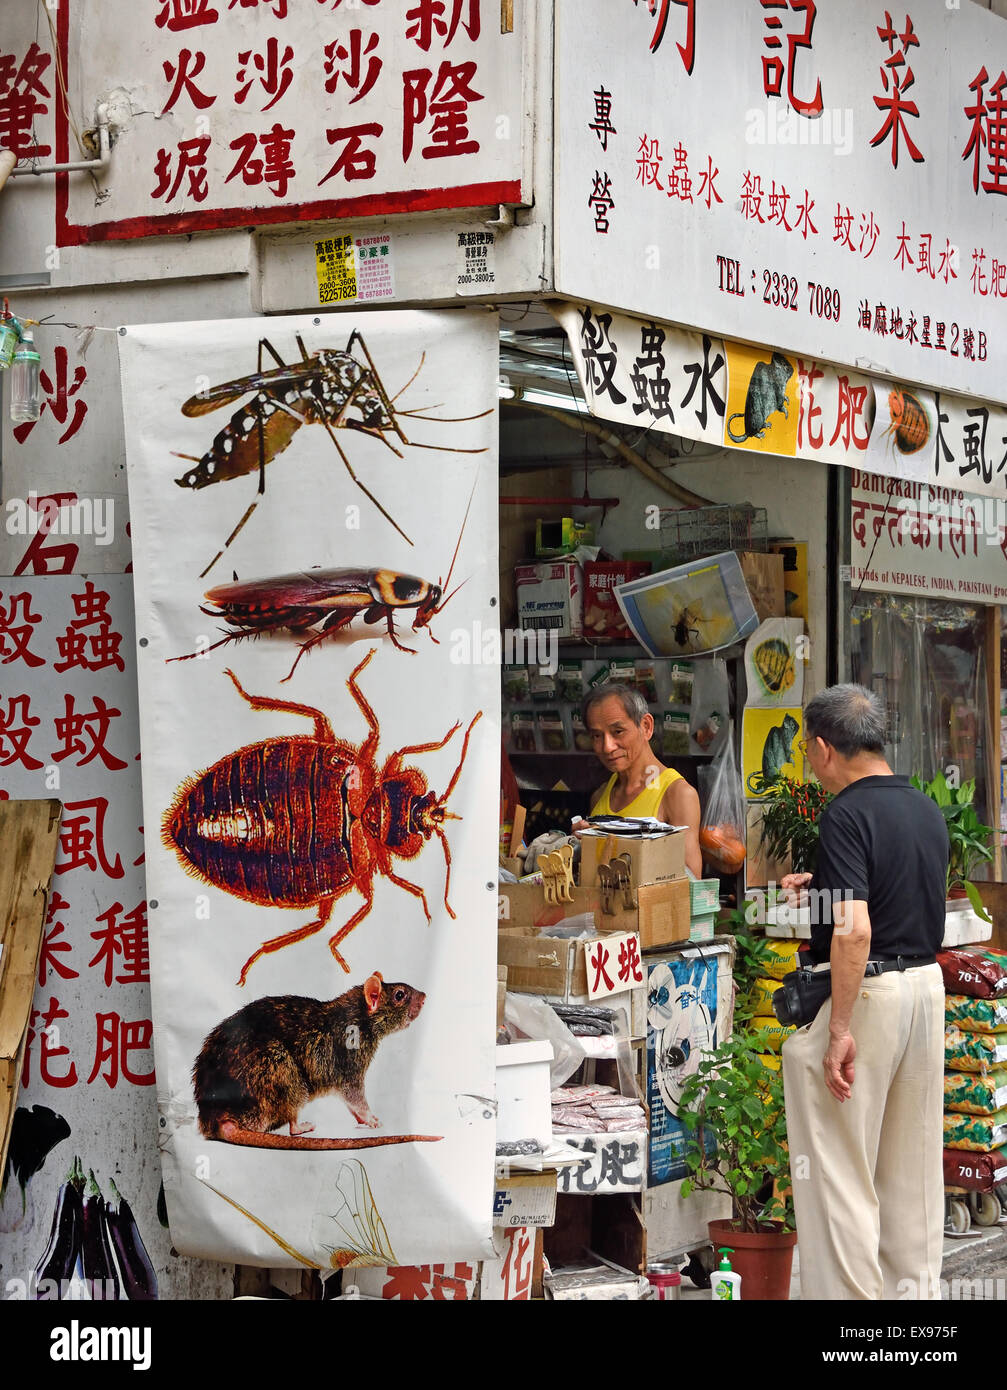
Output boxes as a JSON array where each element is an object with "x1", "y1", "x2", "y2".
[
  {"x1": 173, "y1": 330, "x2": 491, "y2": 577},
  {"x1": 162, "y1": 648, "x2": 481, "y2": 985},
  {"x1": 167, "y1": 480, "x2": 475, "y2": 682},
  {"x1": 885, "y1": 387, "x2": 930, "y2": 455}
]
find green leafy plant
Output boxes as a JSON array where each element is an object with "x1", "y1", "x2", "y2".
[
  {"x1": 747, "y1": 773, "x2": 832, "y2": 874},
  {"x1": 719, "y1": 907, "x2": 780, "y2": 1026},
  {"x1": 678, "y1": 1030, "x2": 793, "y2": 1235},
  {"x1": 911, "y1": 770, "x2": 994, "y2": 922}
]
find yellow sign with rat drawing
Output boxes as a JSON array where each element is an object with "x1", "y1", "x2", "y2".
[
  {"x1": 743, "y1": 707, "x2": 805, "y2": 798},
  {"x1": 723, "y1": 343, "x2": 800, "y2": 456}
]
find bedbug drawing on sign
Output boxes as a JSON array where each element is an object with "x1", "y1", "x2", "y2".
[
  {"x1": 173, "y1": 331, "x2": 492, "y2": 577},
  {"x1": 162, "y1": 648, "x2": 482, "y2": 985},
  {"x1": 884, "y1": 386, "x2": 930, "y2": 459},
  {"x1": 167, "y1": 480, "x2": 476, "y2": 681}
]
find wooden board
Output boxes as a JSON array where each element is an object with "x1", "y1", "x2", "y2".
[{"x1": 0, "y1": 799, "x2": 62, "y2": 1183}]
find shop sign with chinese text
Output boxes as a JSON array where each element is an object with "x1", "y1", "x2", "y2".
[
  {"x1": 55, "y1": 0, "x2": 524, "y2": 243},
  {"x1": 556, "y1": 0, "x2": 1007, "y2": 400},
  {"x1": 554, "y1": 302, "x2": 1007, "y2": 504}
]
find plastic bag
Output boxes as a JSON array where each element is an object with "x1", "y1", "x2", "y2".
[
  {"x1": 689, "y1": 657, "x2": 730, "y2": 757},
  {"x1": 699, "y1": 732, "x2": 747, "y2": 874}
]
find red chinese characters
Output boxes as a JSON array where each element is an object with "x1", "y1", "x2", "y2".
[
  {"x1": 402, "y1": 60, "x2": 482, "y2": 161},
  {"x1": 0, "y1": 694, "x2": 43, "y2": 771},
  {"x1": 11, "y1": 346, "x2": 88, "y2": 447},
  {"x1": 962, "y1": 68, "x2": 1007, "y2": 196},
  {"x1": 152, "y1": 136, "x2": 212, "y2": 203},
  {"x1": 0, "y1": 591, "x2": 45, "y2": 670},
  {"x1": 22, "y1": 997, "x2": 77, "y2": 1088},
  {"x1": 90, "y1": 901, "x2": 151, "y2": 988},
  {"x1": 227, "y1": 124, "x2": 296, "y2": 197},
  {"x1": 631, "y1": 0, "x2": 695, "y2": 71},
  {"x1": 870, "y1": 11, "x2": 924, "y2": 168},
  {"x1": 0, "y1": 42, "x2": 53, "y2": 159},
  {"x1": 54, "y1": 582, "x2": 126, "y2": 676},
  {"x1": 87, "y1": 1013, "x2": 155, "y2": 1088},
  {"x1": 234, "y1": 36, "x2": 294, "y2": 110},
  {"x1": 405, "y1": 0, "x2": 480, "y2": 51},
  {"x1": 56, "y1": 797, "x2": 125, "y2": 880},
  {"x1": 156, "y1": 0, "x2": 220, "y2": 31},
  {"x1": 760, "y1": 0, "x2": 823, "y2": 117},
  {"x1": 324, "y1": 30, "x2": 383, "y2": 102},
  {"x1": 13, "y1": 494, "x2": 80, "y2": 579},
  {"x1": 381, "y1": 1262, "x2": 477, "y2": 1300}
]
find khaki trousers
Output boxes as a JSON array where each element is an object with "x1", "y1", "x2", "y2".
[{"x1": 781, "y1": 963, "x2": 944, "y2": 1300}]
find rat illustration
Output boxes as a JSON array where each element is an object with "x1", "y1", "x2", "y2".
[
  {"x1": 192, "y1": 971, "x2": 441, "y2": 1150},
  {"x1": 746, "y1": 712, "x2": 800, "y2": 791},
  {"x1": 727, "y1": 352, "x2": 794, "y2": 443}
]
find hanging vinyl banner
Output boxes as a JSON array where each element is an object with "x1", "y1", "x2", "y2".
[{"x1": 118, "y1": 309, "x2": 500, "y2": 1268}]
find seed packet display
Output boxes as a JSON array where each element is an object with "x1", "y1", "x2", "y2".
[
  {"x1": 557, "y1": 662, "x2": 585, "y2": 705},
  {"x1": 668, "y1": 661, "x2": 694, "y2": 707},
  {"x1": 530, "y1": 670, "x2": 556, "y2": 702},
  {"x1": 511, "y1": 711, "x2": 537, "y2": 752},
  {"x1": 504, "y1": 666, "x2": 531, "y2": 702},
  {"x1": 571, "y1": 712, "x2": 593, "y2": 752},
  {"x1": 608, "y1": 659, "x2": 636, "y2": 688},
  {"x1": 635, "y1": 662, "x2": 658, "y2": 705},
  {"x1": 537, "y1": 709, "x2": 568, "y2": 751},
  {"x1": 663, "y1": 712, "x2": 691, "y2": 757}
]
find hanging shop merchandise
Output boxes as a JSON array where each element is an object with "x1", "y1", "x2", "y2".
[{"x1": 119, "y1": 310, "x2": 500, "y2": 1267}]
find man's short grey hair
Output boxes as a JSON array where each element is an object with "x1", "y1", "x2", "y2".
[
  {"x1": 803, "y1": 683, "x2": 885, "y2": 757},
  {"x1": 582, "y1": 682, "x2": 650, "y2": 727}
]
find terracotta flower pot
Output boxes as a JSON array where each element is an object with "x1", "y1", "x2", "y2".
[{"x1": 708, "y1": 1218, "x2": 797, "y2": 1300}]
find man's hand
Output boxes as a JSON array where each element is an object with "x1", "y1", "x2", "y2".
[
  {"x1": 823, "y1": 1029, "x2": 856, "y2": 1102},
  {"x1": 780, "y1": 871, "x2": 813, "y2": 907}
]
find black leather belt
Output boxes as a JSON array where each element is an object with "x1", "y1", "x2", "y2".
[{"x1": 863, "y1": 954, "x2": 937, "y2": 975}]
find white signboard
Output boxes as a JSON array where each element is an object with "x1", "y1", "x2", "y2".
[
  {"x1": 554, "y1": 302, "x2": 1007, "y2": 504},
  {"x1": 58, "y1": 0, "x2": 525, "y2": 244},
  {"x1": 585, "y1": 932, "x2": 644, "y2": 1000},
  {"x1": 119, "y1": 309, "x2": 500, "y2": 1268},
  {"x1": 850, "y1": 471, "x2": 1007, "y2": 601},
  {"x1": 556, "y1": 0, "x2": 1007, "y2": 400},
  {"x1": 0, "y1": 579, "x2": 229, "y2": 1300}
]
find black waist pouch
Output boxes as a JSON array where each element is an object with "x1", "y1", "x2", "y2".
[{"x1": 773, "y1": 967, "x2": 832, "y2": 1027}]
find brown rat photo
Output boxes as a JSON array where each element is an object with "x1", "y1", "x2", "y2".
[{"x1": 192, "y1": 970, "x2": 442, "y2": 1150}]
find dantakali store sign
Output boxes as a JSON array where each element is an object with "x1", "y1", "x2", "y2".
[{"x1": 848, "y1": 471, "x2": 1007, "y2": 601}]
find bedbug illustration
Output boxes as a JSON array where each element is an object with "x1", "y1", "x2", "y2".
[
  {"x1": 885, "y1": 387, "x2": 930, "y2": 456},
  {"x1": 167, "y1": 481, "x2": 475, "y2": 681},
  {"x1": 162, "y1": 648, "x2": 481, "y2": 986},
  {"x1": 173, "y1": 330, "x2": 492, "y2": 577}
]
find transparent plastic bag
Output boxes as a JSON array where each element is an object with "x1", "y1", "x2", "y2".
[{"x1": 698, "y1": 732, "x2": 747, "y2": 874}]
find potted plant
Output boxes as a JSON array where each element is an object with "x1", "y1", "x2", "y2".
[
  {"x1": 911, "y1": 771, "x2": 994, "y2": 923},
  {"x1": 719, "y1": 907, "x2": 783, "y2": 1027},
  {"x1": 747, "y1": 772, "x2": 832, "y2": 875},
  {"x1": 678, "y1": 1030, "x2": 797, "y2": 1300}
]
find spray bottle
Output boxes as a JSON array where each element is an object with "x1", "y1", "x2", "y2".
[{"x1": 710, "y1": 1248, "x2": 742, "y2": 1301}]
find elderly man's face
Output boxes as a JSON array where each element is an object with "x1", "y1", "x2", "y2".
[{"x1": 586, "y1": 695, "x2": 654, "y2": 775}]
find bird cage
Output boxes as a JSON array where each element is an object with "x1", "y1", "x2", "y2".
[{"x1": 657, "y1": 504, "x2": 769, "y2": 564}]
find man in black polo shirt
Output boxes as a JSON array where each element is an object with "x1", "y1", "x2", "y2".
[{"x1": 780, "y1": 684, "x2": 948, "y2": 1300}]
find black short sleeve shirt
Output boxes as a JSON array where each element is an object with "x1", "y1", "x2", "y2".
[{"x1": 809, "y1": 775, "x2": 949, "y2": 964}]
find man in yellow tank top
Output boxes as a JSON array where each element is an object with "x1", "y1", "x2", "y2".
[{"x1": 579, "y1": 683, "x2": 702, "y2": 877}]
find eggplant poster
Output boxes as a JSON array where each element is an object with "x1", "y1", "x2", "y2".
[{"x1": 119, "y1": 310, "x2": 500, "y2": 1267}]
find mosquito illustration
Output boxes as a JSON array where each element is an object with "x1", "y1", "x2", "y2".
[{"x1": 173, "y1": 330, "x2": 491, "y2": 577}]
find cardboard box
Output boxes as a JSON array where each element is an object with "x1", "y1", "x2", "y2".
[
  {"x1": 739, "y1": 550, "x2": 785, "y2": 622},
  {"x1": 493, "y1": 1172, "x2": 558, "y2": 1228},
  {"x1": 583, "y1": 561, "x2": 650, "y2": 638},
  {"x1": 580, "y1": 832, "x2": 686, "y2": 888},
  {"x1": 499, "y1": 878, "x2": 690, "y2": 953},
  {"x1": 690, "y1": 879, "x2": 720, "y2": 915},
  {"x1": 514, "y1": 558, "x2": 583, "y2": 639},
  {"x1": 497, "y1": 965, "x2": 508, "y2": 1029},
  {"x1": 498, "y1": 930, "x2": 590, "y2": 1000}
]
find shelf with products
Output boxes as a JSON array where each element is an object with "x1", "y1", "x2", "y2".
[{"x1": 502, "y1": 644, "x2": 741, "y2": 765}]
